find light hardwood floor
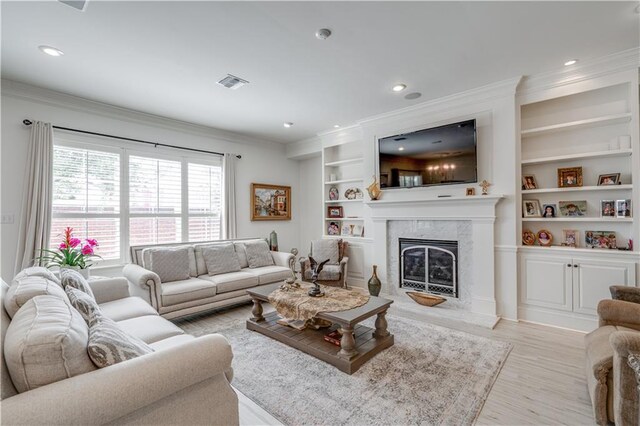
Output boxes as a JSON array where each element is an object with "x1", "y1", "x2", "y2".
[{"x1": 183, "y1": 303, "x2": 595, "y2": 426}]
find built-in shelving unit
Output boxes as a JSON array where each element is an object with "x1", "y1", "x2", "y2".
[
  {"x1": 522, "y1": 184, "x2": 633, "y2": 194},
  {"x1": 520, "y1": 113, "x2": 632, "y2": 138},
  {"x1": 324, "y1": 157, "x2": 364, "y2": 167},
  {"x1": 323, "y1": 178, "x2": 363, "y2": 185},
  {"x1": 521, "y1": 149, "x2": 633, "y2": 165},
  {"x1": 522, "y1": 217, "x2": 633, "y2": 223}
]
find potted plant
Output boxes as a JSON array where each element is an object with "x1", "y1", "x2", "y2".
[{"x1": 37, "y1": 227, "x2": 100, "y2": 278}]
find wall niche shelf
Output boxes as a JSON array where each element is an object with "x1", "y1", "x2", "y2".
[
  {"x1": 324, "y1": 178, "x2": 363, "y2": 185},
  {"x1": 522, "y1": 184, "x2": 633, "y2": 194},
  {"x1": 521, "y1": 113, "x2": 632, "y2": 138},
  {"x1": 324, "y1": 199, "x2": 363, "y2": 204},
  {"x1": 324, "y1": 217, "x2": 364, "y2": 221},
  {"x1": 521, "y1": 149, "x2": 633, "y2": 165},
  {"x1": 324, "y1": 157, "x2": 364, "y2": 167},
  {"x1": 522, "y1": 217, "x2": 633, "y2": 223}
]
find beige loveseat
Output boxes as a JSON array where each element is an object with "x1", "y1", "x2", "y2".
[
  {"x1": 1, "y1": 273, "x2": 239, "y2": 425},
  {"x1": 123, "y1": 238, "x2": 295, "y2": 319}
]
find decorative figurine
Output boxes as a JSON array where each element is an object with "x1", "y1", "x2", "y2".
[
  {"x1": 367, "y1": 175, "x2": 382, "y2": 200},
  {"x1": 479, "y1": 180, "x2": 491, "y2": 195},
  {"x1": 307, "y1": 256, "x2": 329, "y2": 297}
]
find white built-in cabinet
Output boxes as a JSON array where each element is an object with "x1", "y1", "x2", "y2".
[{"x1": 517, "y1": 69, "x2": 640, "y2": 331}]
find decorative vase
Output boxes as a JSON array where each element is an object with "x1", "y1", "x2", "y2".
[
  {"x1": 368, "y1": 265, "x2": 381, "y2": 296},
  {"x1": 60, "y1": 266, "x2": 90, "y2": 280},
  {"x1": 269, "y1": 230, "x2": 278, "y2": 252}
]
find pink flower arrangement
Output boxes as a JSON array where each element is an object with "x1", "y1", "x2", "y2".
[{"x1": 38, "y1": 227, "x2": 101, "y2": 269}]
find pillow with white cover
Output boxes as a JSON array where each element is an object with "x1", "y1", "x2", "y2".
[
  {"x1": 202, "y1": 243, "x2": 241, "y2": 276},
  {"x1": 86, "y1": 308, "x2": 154, "y2": 368},
  {"x1": 245, "y1": 240, "x2": 274, "y2": 268},
  {"x1": 142, "y1": 246, "x2": 197, "y2": 277},
  {"x1": 311, "y1": 239, "x2": 340, "y2": 264},
  {"x1": 234, "y1": 242, "x2": 249, "y2": 268},
  {"x1": 60, "y1": 268, "x2": 95, "y2": 300},
  {"x1": 3, "y1": 295, "x2": 96, "y2": 393},
  {"x1": 3, "y1": 274, "x2": 67, "y2": 318},
  {"x1": 149, "y1": 247, "x2": 191, "y2": 283},
  {"x1": 12, "y1": 266, "x2": 61, "y2": 285}
]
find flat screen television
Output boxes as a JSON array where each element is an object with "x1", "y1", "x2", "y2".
[{"x1": 378, "y1": 119, "x2": 477, "y2": 189}]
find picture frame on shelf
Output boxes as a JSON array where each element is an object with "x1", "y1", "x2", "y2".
[
  {"x1": 522, "y1": 175, "x2": 538, "y2": 190},
  {"x1": 327, "y1": 206, "x2": 344, "y2": 218},
  {"x1": 562, "y1": 229, "x2": 579, "y2": 248},
  {"x1": 341, "y1": 224, "x2": 352, "y2": 236},
  {"x1": 523, "y1": 200, "x2": 542, "y2": 217},
  {"x1": 466, "y1": 187, "x2": 475, "y2": 196},
  {"x1": 585, "y1": 231, "x2": 617, "y2": 249},
  {"x1": 616, "y1": 199, "x2": 632, "y2": 218},
  {"x1": 557, "y1": 167, "x2": 583, "y2": 188},
  {"x1": 537, "y1": 229, "x2": 553, "y2": 247},
  {"x1": 542, "y1": 204, "x2": 557, "y2": 218},
  {"x1": 328, "y1": 187, "x2": 339, "y2": 201},
  {"x1": 522, "y1": 230, "x2": 536, "y2": 246},
  {"x1": 327, "y1": 221, "x2": 341, "y2": 236},
  {"x1": 352, "y1": 225, "x2": 363, "y2": 237},
  {"x1": 558, "y1": 200, "x2": 586, "y2": 217},
  {"x1": 251, "y1": 183, "x2": 291, "y2": 221},
  {"x1": 344, "y1": 188, "x2": 363, "y2": 200},
  {"x1": 597, "y1": 173, "x2": 620, "y2": 186},
  {"x1": 600, "y1": 200, "x2": 616, "y2": 217}
]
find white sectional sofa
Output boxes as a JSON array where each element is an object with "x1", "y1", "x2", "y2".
[
  {"x1": 1, "y1": 272, "x2": 239, "y2": 425},
  {"x1": 123, "y1": 238, "x2": 295, "y2": 319}
]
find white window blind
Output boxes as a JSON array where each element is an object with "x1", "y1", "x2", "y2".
[
  {"x1": 188, "y1": 162, "x2": 223, "y2": 241},
  {"x1": 129, "y1": 155, "x2": 182, "y2": 245},
  {"x1": 50, "y1": 145, "x2": 121, "y2": 260}
]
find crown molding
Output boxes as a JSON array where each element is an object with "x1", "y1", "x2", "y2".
[
  {"x1": 518, "y1": 47, "x2": 640, "y2": 95},
  {"x1": 1, "y1": 79, "x2": 285, "y2": 151}
]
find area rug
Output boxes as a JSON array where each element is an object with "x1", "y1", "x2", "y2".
[{"x1": 176, "y1": 314, "x2": 512, "y2": 426}]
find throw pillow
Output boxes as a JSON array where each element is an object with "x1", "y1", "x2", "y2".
[
  {"x1": 142, "y1": 246, "x2": 197, "y2": 277},
  {"x1": 244, "y1": 240, "x2": 274, "y2": 268},
  {"x1": 4, "y1": 275, "x2": 68, "y2": 318},
  {"x1": 4, "y1": 295, "x2": 96, "y2": 393},
  {"x1": 12, "y1": 266, "x2": 61, "y2": 286},
  {"x1": 202, "y1": 243, "x2": 241, "y2": 276},
  {"x1": 65, "y1": 286, "x2": 101, "y2": 323},
  {"x1": 86, "y1": 309, "x2": 153, "y2": 368},
  {"x1": 311, "y1": 240, "x2": 340, "y2": 264},
  {"x1": 629, "y1": 354, "x2": 640, "y2": 390},
  {"x1": 148, "y1": 248, "x2": 191, "y2": 283},
  {"x1": 234, "y1": 242, "x2": 249, "y2": 268},
  {"x1": 60, "y1": 268, "x2": 95, "y2": 300}
]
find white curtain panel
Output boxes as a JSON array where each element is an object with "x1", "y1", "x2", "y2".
[
  {"x1": 14, "y1": 121, "x2": 54, "y2": 274},
  {"x1": 223, "y1": 153, "x2": 238, "y2": 239}
]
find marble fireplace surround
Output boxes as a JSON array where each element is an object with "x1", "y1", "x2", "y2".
[{"x1": 366, "y1": 195, "x2": 503, "y2": 327}]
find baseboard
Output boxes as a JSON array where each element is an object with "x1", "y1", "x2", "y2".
[{"x1": 518, "y1": 305, "x2": 596, "y2": 332}]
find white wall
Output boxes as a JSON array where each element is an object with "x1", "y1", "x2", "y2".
[
  {"x1": 1, "y1": 80, "x2": 301, "y2": 281},
  {"x1": 296, "y1": 155, "x2": 322, "y2": 257}
]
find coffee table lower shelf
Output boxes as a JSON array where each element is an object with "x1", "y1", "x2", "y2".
[{"x1": 246, "y1": 311, "x2": 394, "y2": 374}]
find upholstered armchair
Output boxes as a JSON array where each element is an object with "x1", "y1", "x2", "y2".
[
  {"x1": 585, "y1": 286, "x2": 640, "y2": 425},
  {"x1": 299, "y1": 239, "x2": 349, "y2": 288}
]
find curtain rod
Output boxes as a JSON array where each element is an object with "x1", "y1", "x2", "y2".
[{"x1": 21, "y1": 119, "x2": 241, "y2": 159}]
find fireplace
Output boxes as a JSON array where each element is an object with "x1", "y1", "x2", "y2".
[{"x1": 399, "y1": 238, "x2": 458, "y2": 298}]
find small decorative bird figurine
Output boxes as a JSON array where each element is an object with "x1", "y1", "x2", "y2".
[
  {"x1": 308, "y1": 256, "x2": 329, "y2": 297},
  {"x1": 479, "y1": 180, "x2": 491, "y2": 195}
]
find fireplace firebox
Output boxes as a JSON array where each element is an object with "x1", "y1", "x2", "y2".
[{"x1": 399, "y1": 238, "x2": 458, "y2": 298}]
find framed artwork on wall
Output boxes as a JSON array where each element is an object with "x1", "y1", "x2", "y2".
[{"x1": 251, "y1": 183, "x2": 291, "y2": 221}]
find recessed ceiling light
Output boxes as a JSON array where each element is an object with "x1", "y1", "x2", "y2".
[
  {"x1": 392, "y1": 84, "x2": 407, "y2": 92},
  {"x1": 283, "y1": 122, "x2": 293, "y2": 128},
  {"x1": 333, "y1": 124, "x2": 340, "y2": 128},
  {"x1": 38, "y1": 45, "x2": 64, "y2": 57},
  {"x1": 564, "y1": 59, "x2": 578, "y2": 66},
  {"x1": 398, "y1": 146, "x2": 405, "y2": 151}
]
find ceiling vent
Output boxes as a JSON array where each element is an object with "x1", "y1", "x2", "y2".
[
  {"x1": 217, "y1": 74, "x2": 249, "y2": 90},
  {"x1": 58, "y1": 0, "x2": 88, "y2": 11}
]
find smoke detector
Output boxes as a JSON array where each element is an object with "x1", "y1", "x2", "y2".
[
  {"x1": 217, "y1": 74, "x2": 249, "y2": 90},
  {"x1": 315, "y1": 28, "x2": 332, "y2": 40}
]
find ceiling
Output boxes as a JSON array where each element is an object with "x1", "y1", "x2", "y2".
[{"x1": 2, "y1": 2, "x2": 638, "y2": 144}]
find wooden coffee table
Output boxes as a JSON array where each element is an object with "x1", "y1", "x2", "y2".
[{"x1": 246, "y1": 283, "x2": 394, "y2": 374}]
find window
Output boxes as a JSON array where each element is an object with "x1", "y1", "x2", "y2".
[
  {"x1": 50, "y1": 140, "x2": 224, "y2": 265},
  {"x1": 50, "y1": 145, "x2": 121, "y2": 260}
]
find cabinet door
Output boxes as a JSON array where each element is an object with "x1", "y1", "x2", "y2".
[
  {"x1": 345, "y1": 243, "x2": 365, "y2": 280},
  {"x1": 520, "y1": 254, "x2": 573, "y2": 311},
  {"x1": 572, "y1": 258, "x2": 637, "y2": 315}
]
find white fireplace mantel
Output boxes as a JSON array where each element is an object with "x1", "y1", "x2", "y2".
[{"x1": 368, "y1": 194, "x2": 504, "y2": 326}]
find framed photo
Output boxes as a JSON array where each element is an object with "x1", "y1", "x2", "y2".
[
  {"x1": 597, "y1": 173, "x2": 620, "y2": 186},
  {"x1": 616, "y1": 199, "x2": 632, "y2": 218},
  {"x1": 466, "y1": 187, "x2": 475, "y2": 196},
  {"x1": 327, "y1": 221, "x2": 341, "y2": 236},
  {"x1": 341, "y1": 224, "x2": 352, "y2": 236},
  {"x1": 352, "y1": 225, "x2": 363, "y2": 237},
  {"x1": 522, "y1": 175, "x2": 538, "y2": 190},
  {"x1": 251, "y1": 183, "x2": 291, "y2": 221},
  {"x1": 562, "y1": 229, "x2": 579, "y2": 247},
  {"x1": 327, "y1": 206, "x2": 343, "y2": 218},
  {"x1": 585, "y1": 230, "x2": 617, "y2": 249},
  {"x1": 522, "y1": 230, "x2": 536, "y2": 246},
  {"x1": 328, "y1": 186, "x2": 339, "y2": 200},
  {"x1": 537, "y1": 229, "x2": 553, "y2": 247},
  {"x1": 600, "y1": 200, "x2": 616, "y2": 217},
  {"x1": 522, "y1": 200, "x2": 542, "y2": 217},
  {"x1": 542, "y1": 204, "x2": 557, "y2": 218},
  {"x1": 558, "y1": 200, "x2": 587, "y2": 217},
  {"x1": 557, "y1": 167, "x2": 583, "y2": 188}
]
